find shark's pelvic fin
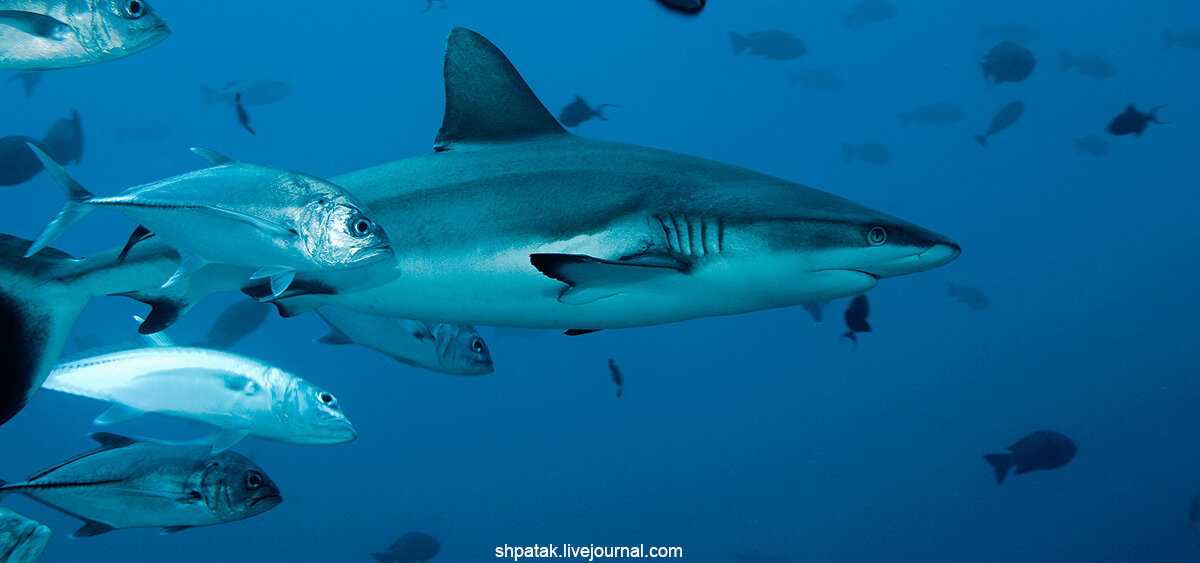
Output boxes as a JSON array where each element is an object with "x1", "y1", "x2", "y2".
[{"x1": 434, "y1": 28, "x2": 566, "y2": 151}]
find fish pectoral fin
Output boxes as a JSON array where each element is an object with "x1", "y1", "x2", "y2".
[
  {"x1": 530, "y1": 253, "x2": 687, "y2": 305},
  {"x1": 163, "y1": 250, "x2": 206, "y2": 290},
  {"x1": 250, "y1": 267, "x2": 296, "y2": 297},
  {"x1": 93, "y1": 403, "x2": 146, "y2": 426},
  {"x1": 211, "y1": 427, "x2": 251, "y2": 454},
  {"x1": 314, "y1": 328, "x2": 353, "y2": 345},
  {"x1": 112, "y1": 488, "x2": 203, "y2": 503},
  {"x1": 189, "y1": 147, "x2": 237, "y2": 166},
  {"x1": 0, "y1": 11, "x2": 71, "y2": 40},
  {"x1": 71, "y1": 519, "x2": 116, "y2": 538},
  {"x1": 199, "y1": 207, "x2": 297, "y2": 238}
]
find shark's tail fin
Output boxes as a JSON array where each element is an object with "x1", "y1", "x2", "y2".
[
  {"x1": 974, "y1": 134, "x2": 989, "y2": 148},
  {"x1": 1059, "y1": 51, "x2": 1074, "y2": 72},
  {"x1": 1165, "y1": 30, "x2": 1175, "y2": 49},
  {"x1": 983, "y1": 453, "x2": 1015, "y2": 484},
  {"x1": 200, "y1": 84, "x2": 220, "y2": 108},
  {"x1": 729, "y1": 32, "x2": 748, "y2": 55},
  {"x1": 0, "y1": 234, "x2": 92, "y2": 426},
  {"x1": 841, "y1": 143, "x2": 856, "y2": 163},
  {"x1": 23, "y1": 143, "x2": 96, "y2": 258},
  {"x1": 593, "y1": 104, "x2": 619, "y2": 121}
]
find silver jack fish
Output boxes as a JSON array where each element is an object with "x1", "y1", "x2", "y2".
[
  {"x1": 0, "y1": 433, "x2": 281, "y2": 537},
  {"x1": 25, "y1": 145, "x2": 393, "y2": 296},
  {"x1": 41, "y1": 330, "x2": 356, "y2": 452},
  {"x1": 0, "y1": 507, "x2": 50, "y2": 563},
  {"x1": 0, "y1": 0, "x2": 170, "y2": 70},
  {"x1": 315, "y1": 307, "x2": 493, "y2": 375}
]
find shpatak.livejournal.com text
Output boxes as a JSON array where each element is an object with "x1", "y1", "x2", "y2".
[{"x1": 495, "y1": 544, "x2": 684, "y2": 560}]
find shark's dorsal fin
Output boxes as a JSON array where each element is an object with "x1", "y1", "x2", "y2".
[{"x1": 434, "y1": 28, "x2": 566, "y2": 151}]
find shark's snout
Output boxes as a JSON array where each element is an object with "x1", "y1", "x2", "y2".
[{"x1": 865, "y1": 238, "x2": 961, "y2": 278}]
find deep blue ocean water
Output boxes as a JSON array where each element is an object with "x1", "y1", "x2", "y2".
[{"x1": 2, "y1": 0, "x2": 1200, "y2": 561}]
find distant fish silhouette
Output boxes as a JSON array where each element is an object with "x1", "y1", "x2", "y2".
[
  {"x1": 980, "y1": 41, "x2": 1036, "y2": 84},
  {"x1": 983, "y1": 430, "x2": 1076, "y2": 484},
  {"x1": 947, "y1": 282, "x2": 989, "y2": 310},
  {"x1": 729, "y1": 30, "x2": 806, "y2": 60},
  {"x1": 192, "y1": 300, "x2": 271, "y2": 349},
  {"x1": 1107, "y1": 104, "x2": 1167, "y2": 136},
  {"x1": 1060, "y1": 52, "x2": 1116, "y2": 79},
  {"x1": 655, "y1": 0, "x2": 705, "y2": 15},
  {"x1": 1165, "y1": 28, "x2": 1200, "y2": 49},
  {"x1": 609, "y1": 359, "x2": 624, "y2": 398},
  {"x1": 0, "y1": 108, "x2": 83, "y2": 186},
  {"x1": 558, "y1": 95, "x2": 618, "y2": 128},
  {"x1": 7, "y1": 71, "x2": 42, "y2": 97},
  {"x1": 1071, "y1": 134, "x2": 1108, "y2": 156},
  {"x1": 975, "y1": 101, "x2": 1024, "y2": 148},
  {"x1": 841, "y1": 294, "x2": 870, "y2": 350},
  {"x1": 841, "y1": 0, "x2": 895, "y2": 28},
  {"x1": 235, "y1": 93, "x2": 255, "y2": 135}
]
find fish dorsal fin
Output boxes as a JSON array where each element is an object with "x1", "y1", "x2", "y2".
[
  {"x1": 189, "y1": 147, "x2": 237, "y2": 166},
  {"x1": 434, "y1": 28, "x2": 566, "y2": 151}
]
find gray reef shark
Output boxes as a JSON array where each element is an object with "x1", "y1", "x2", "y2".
[{"x1": 0, "y1": 28, "x2": 958, "y2": 425}]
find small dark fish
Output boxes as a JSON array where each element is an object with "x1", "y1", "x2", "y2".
[
  {"x1": 841, "y1": 294, "x2": 870, "y2": 350},
  {"x1": 608, "y1": 359, "x2": 624, "y2": 398},
  {"x1": 235, "y1": 92, "x2": 255, "y2": 135},
  {"x1": 947, "y1": 282, "x2": 989, "y2": 310},
  {"x1": 1107, "y1": 104, "x2": 1167, "y2": 136},
  {"x1": 1072, "y1": 134, "x2": 1108, "y2": 156},
  {"x1": 373, "y1": 531, "x2": 441, "y2": 563},
  {"x1": 1189, "y1": 491, "x2": 1200, "y2": 531},
  {"x1": 1165, "y1": 28, "x2": 1200, "y2": 50},
  {"x1": 421, "y1": 0, "x2": 447, "y2": 12},
  {"x1": 192, "y1": 300, "x2": 271, "y2": 349},
  {"x1": 980, "y1": 41, "x2": 1036, "y2": 85},
  {"x1": 983, "y1": 430, "x2": 1076, "y2": 484},
  {"x1": 897, "y1": 102, "x2": 964, "y2": 127},
  {"x1": 786, "y1": 69, "x2": 843, "y2": 91},
  {"x1": 1060, "y1": 52, "x2": 1116, "y2": 79},
  {"x1": 7, "y1": 71, "x2": 42, "y2": 97},
  {"x1": 975, "y1": 100, "x2": 1025, "y2": 148},
  {"x1": 801, "y1": 300, "x2": 828, "y2": 323},
  {"x1": 558, "y1": 95, "x2": 617, "y2": 128},
  {"x1": 0, "y1": 108, "x2": 82, "y2": 186},
  {"x1": 729, "y1": 30, "x2": 806, "y2": 60},
  {"x1": 842, "y1": 142, "x2": 891, "y2": 164},
  {"x1": 841, "y1": 0, "x2": 895, "y2": 28},
  {"x1": 655, "y1": 0, "x2": 705, "y2": 15},
  {"x1": 978, "y1": 23, "x2": 1038, "y2": 44}
]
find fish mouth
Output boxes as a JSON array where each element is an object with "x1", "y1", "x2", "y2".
[
  {"x1": 352, "y1": 246, "x2": 394, "y2": 264},
  {"x1": 250, "y1": 493, "x2": 283, "y2": 509},
  {"x1": 9, "y1": 524, "x2": 50, "y2": 561}
]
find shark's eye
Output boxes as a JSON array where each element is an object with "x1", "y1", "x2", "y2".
[
  {"x1": 122, "y1": 0, "x2": 144, "y2": 18},
  {"x1": 866, "y1": 226, "x2": 887, "y2": 246},
  {"x1": 471, "y1": 338, "x2": 485, "y2": 354},
  {"x1": 244, "y1": 471, "x2": 264, "y2": 490}
]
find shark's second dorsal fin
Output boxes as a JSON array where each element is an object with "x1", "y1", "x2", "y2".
[{"x1": 434, "y1": 28, "x2": 566, "y2": 151}]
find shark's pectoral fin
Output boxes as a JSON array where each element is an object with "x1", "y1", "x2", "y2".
[
  {"x1": 530, "y1": 253, "x2": 687, "y2": 305},
  {"x1": 0, "y1": 11, "x2": 70, "y2": 39},
  {"x1": 434, "y1": 28, "x2": 567, "y2": 151}
]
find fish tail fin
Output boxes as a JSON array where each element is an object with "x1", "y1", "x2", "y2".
[
  {"x1": 983, "y1": 453, "x2": 1015, "y2": 484},
  {"x1": 0, "y1": 234, "x2": 92, "y2": 426},
  {"x1": 200, "y1": 84, "x2": 220, "y2": 107},
  {"x1": 729, "y1": 31, "x2": 748, "y2": 55},
  {"x1": 841, "y1": 143, "x2": 856, "y2": 163},
  {"x1": 974, "y1": 134, "x2": 988, "y2": 148},
  {"x1": 841, "y1": 330, "x2": 857, "y2": 351},
  {"x1": 1165, "y1": 30, "x2": 1174, "y2": 49},
  {"x1": 897, "y1": 112, "x2": 912, "y2": 127},
  {"x1": 1149, "y1": 105, "x2": 1169, "y2": 124},
  {"x1": 23, "y1": 143, "x2": 96, "y2": 258},
  {"x1": 593, "y1": 104, "x2": 618, "y2": 121},
  {"x1": 1059, "y1": 51, "x2": 1073, "y2": 72}
]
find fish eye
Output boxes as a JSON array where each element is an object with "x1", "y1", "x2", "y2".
[
  {"x1": 244, "y1": 471, "x2": 264, "y2": 490},
  {"x1": 866, "y1": 226, "x2": 887, "y2": 246},
  {"x1": 319, "y1": 392, "x2": 335, "y2": 404},
  {"x1": 350, "y1": 217, "x2": 374, "y2": 237},
  {"x1": 470, "y1": 338, "x2": 485, "y2": 354},
  {"x1": 122, "y1": 0, "x2": 144, "y2": 18}
]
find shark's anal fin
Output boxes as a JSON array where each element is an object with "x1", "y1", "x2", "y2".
[
  {"x1": 434, "y1": 28, "x2": 567, "y2": 151},
  {"x1": 530, "y1": 253, "x2": 688, "y2": 305}
]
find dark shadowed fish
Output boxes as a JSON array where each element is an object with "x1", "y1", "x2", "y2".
[
  {"x1": 801, "y1": 301, "x2": 828, "y2": 323},
  {"x1": 1165, "y1": 28, "x2": 1200, "y2": 49},
  {"x1": 729, "y1": 30, "x2": 806, "y2": 60},
  {"x1": 655, "y1": 0, "x2": 705, "y2": 15},
  {"x1": 7, "y1": 71, "x2": 41, "y2": 97},
  {"x1": 421, "y1": 0, "x2": 447, "y2": 12},
  {"x1": 1072, "y1": 134, "x2": 1108, "y2": 156},
  {"x1": 558, "y1": 95, "x2": 617, "y2": 128},
  {"x1": 372, "y1": 531, "x2": 441, "y2": 563},
  {"x1": 0, "y1": 507, "x2": 50, "y2": 562},
  {"x1": 235, "y1": 93, "x2": 255, "y2": 135},
  {"x1": 787, "y1": 69, "x2": 843, "y2": 91},
  {"x1": 978, "y1": 22, "x2": 1038, "y2": 44},
  {"x1": 0, "y1": 433, "x2": 281, "y2": 536},
  {"x1": 842, "y1": 142, "x2": 891, "y2": 164},
  {"x1": 609, "y1": 358, "x2": 624, "y2": 398},
  {"x1": 191, "y1": 300, "x2": 271, "y2": 349},
  {"x1": 841, "y1": 0, "x2": 895, "y2": 27},
  {"x1": 1060, "y1": 52, "x2": 1116, "y2": 79},
  {"x1": 983, "y1": 430, "x2": 1076, "y2": 484},
  {"x1": 975, "y1": 100, "x2": 1024, "y2": 148},
  {"x1": 981, "y1": 41, "x2": 1036, "y2": 84},
  {"x1": 947, "y1": 282, "x2": 988, "y2": 310},
  {"x1": 898, "y1": 102, "x2": 964, "y2": 127},
  {"x1": 841, "y1": 294, "x2": 870, "y2": 350},
  {"x1": 1107, "y1": 104, "x2": 1167, "y2": 136},
  {"x1": 0, "y1": 108, "x2": 82, "y2": 186}
]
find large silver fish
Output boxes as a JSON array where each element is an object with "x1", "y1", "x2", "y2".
[
  {"x1": 41, "y1": 331, "x2": 356, "y2": 452},
  {"x1": 0, "y1": 0, "x2": 169, "y2": 70},
  {"x1": 0, "y1": 507, "x2": 50, "y2": 563},
  {"x1": 25, "y1": 145, "x2": 393, "y2": 296},
  {"x1": 0, "y1": 433, "x2": 281, "y2": 537},
  {"x1": 315, "y1": 307, "x2": 493, "y2": 375}
]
